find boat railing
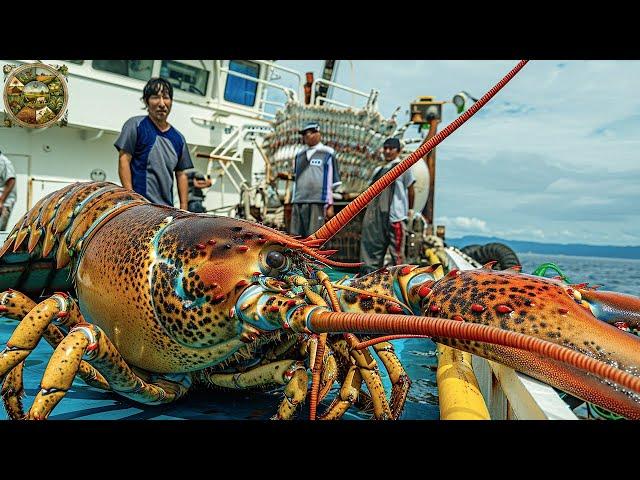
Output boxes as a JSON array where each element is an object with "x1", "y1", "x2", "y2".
[
  {"x1": 312, "y1": 77, "x2": 378, "y2": 110},
  {"x1": 249, "y1": 60, "x2": 305, "y2": 100}
]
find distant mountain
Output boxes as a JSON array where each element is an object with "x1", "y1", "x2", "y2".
[{"x1": 446, "y1": 235, "x2": 640, "y2": 260}]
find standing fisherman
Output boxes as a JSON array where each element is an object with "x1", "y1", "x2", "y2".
[
  {"x1": 359, "y1": 137, "x2": 416, "y2": 274},
  {"x1": 289, "y1": 122, "x2": 342, "y2": 238}
]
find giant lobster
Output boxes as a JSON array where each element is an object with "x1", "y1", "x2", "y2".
[{"x1": 1, "y1": 60, "x2": 640, "y2": 420}]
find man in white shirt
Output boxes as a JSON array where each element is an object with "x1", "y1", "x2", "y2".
[
  {"x1": 0, "y1": 151, "x2": 16, "y2": 231},
  {"x1": 359, "y1": 137, "x2": 415, "y2": 274}
]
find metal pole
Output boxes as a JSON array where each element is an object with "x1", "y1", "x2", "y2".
[{"x1": 420, "y1": 118, "x2": 439, "y2": 226}]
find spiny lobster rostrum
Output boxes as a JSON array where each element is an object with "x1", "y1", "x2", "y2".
[{"x1": 2, "y1": 60, "x2": 640, "y2": 420}]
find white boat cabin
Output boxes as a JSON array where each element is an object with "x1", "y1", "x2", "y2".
[{"x1": 0, "y1": 59, "x2": 331, "y2": 229}]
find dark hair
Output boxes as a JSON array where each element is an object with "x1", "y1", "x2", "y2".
[
  {"x1": 383, "y1": 137, "x2": 402, "y2": 150},
  {"x1": 142, "y1": 77, "x2": 173, "y2": 104}
]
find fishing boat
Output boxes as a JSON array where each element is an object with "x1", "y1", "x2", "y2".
[{"x1": 0, "y1": 59, "x2": 598, "y2": 420}]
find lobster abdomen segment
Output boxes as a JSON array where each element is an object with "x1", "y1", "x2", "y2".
[{"x1": 0, "y1": 183, "x2": 147, "y2": 295}]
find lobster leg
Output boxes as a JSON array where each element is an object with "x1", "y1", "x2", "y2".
[
  {"x1": 300, "y1": 335, "x2": 338, "y2": 403},
  {"x1": 344, "y1": 334, "x2": 392, "y2": 419},
  {"x1": 318, "y1": 364, "x2": 363, "y2": 420},
  {"x1": 275, "y1": 365, "x2": 309, "y2": 420},
  {"x1": 0, "y1": 290, "x2": 110, "y2": 417},
  {"x1": 327, "y1": 337, "x2": 374, "y2": 414},
  {"x1": 317, "y1": 345, "x2": 339, "y2": 403},
  {"x1": 200, "y1": 360, "x2": 309, "y2": 420},
  {"x1": 28, "y1": 323, "x2": 191, "y2": 419},
  {"x1": 1, "y1": 361, "x2": 24, "y2": 420},
  {"x1": 315, "y1": 331, "x2": 392, "y2": 419},
  {"x1": 370, "y1": 341, "x2": 411, "y2": 419},
  {"x1": 315, "y1": 339, "x2": 388, "y2": 420},
  {"x1": 0, "y1": 292, "x2": 111, "y2": 383},
  {"x1": 316, "y1": 272, "x2": 394, "y2": 420}
]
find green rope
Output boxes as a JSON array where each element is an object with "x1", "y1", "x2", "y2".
[
  {"x1": 531, "y1": 262, "x2": 573, "y2": 284},
  {"x1": 588, "y1": 403, "x2": 625, "y2": 420}
]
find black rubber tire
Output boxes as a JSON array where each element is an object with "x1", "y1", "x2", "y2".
[
  {"x1": 461, "y1": 242, "x2": 521, "y2": 270},
  {"x1": 460, "y1": 244, "x2": 483, "y2": 261}
]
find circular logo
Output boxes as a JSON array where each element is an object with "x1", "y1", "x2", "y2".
[{"x1": 3, "y1": 63, "x2": 69, "y2": 129}]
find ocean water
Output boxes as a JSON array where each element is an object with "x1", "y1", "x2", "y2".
[
  {"x1": 517, "y1": 252, "x2": 640, "y2": 296},
  {"x1": 0, "y1": 253, "x2": 637, "y2": 420}
]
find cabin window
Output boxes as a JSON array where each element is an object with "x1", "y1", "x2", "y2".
[
  {"x1": 224, "y1": 60, "x2": 260, "y2": 107},
  {"x1": 91, "y1": 60, "x2": 153, "y2": 82},
  {"x1": 160, "y1": 61, "x2": 209, "y2": 96},
  {"x1": 65, "y1": 60, "x2": 84, "y2": 64}
]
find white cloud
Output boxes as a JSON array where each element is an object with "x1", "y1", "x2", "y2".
[
  {"x1": 546, "y1": 178, "x2": 582, "y2": 193},
  {"x1": 570, "y1": 196, "x2": 614, "y2": 207},
  {"x1": 436, "y1": 216, "x2": 489, "y2": 233},
  {"x1": 494, "y1": 227, "x2": 547, "y2": 240}
]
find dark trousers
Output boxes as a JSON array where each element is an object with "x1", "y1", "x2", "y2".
[
  {"x1": 289, "y1": 203, "x2": 326, "y2": 238},
  {"x1": 0, "y1": 206, "x2": 12, "y2": 231},
  {"x1": 187, "y1": 200, "x2": 206, "y2": 213},
  {"x1": 359, "y1": 220, "x2": 406, "y2": 275}
]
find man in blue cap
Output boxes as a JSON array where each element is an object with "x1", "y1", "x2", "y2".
[
  {"x1": 359, "y1": 137, "x2": 415, "y2": 274},
  {"x1": 289, "y1": 122, "x2": 341, "y2": 238}
]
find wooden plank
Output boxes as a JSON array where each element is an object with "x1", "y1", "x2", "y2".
[{"x1": 472, "y1": 355, "x2": 577, "y2": 420}]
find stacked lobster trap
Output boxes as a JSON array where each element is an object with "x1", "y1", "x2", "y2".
[{"x1": 262, "y1": 101, "x2": 398, "y2": 195}]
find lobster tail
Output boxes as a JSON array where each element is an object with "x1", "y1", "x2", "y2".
[{"x1": 0, "y1": 182, "x2": 148, "y2": 294}]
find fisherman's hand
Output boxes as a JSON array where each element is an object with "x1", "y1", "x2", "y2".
[
  {"x1": 277, "y1": 172, "x2": 294, "y2": 181},
  {"x1": 325, "y1": 204, "x2": 335, "y2": 220}
]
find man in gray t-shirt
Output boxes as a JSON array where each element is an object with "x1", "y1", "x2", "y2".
[
  {"x1": 360, "y1": 137, "x2": 415, "y2": 274},
  {"x1": 0, "y1": 151, "x2": 17, "y2": 231},
  {"x1": 115, "y1": 78, "x2": 192, "y2": 208}
]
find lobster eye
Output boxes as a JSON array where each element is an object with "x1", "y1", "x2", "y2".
[{"x1": 266, "y1": 250, "x2": 286, "y2": 269}]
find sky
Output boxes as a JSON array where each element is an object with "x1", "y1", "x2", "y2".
[{"x1": 271, "y1": 60, "x2": 640, "y2": 247}]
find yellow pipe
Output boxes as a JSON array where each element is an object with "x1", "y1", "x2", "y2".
[
  {"x1": 436, "y1": 344, "x2": 490, "y2": 420},
  {"x1": 425, "y1": 248, "x2": 490, "y2": 419},
  {"x1": 425, "y1": 249, "x2": 444, "y2": 278}
]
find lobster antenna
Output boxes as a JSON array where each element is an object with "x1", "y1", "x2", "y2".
[{"x1": 305, "y1": 60, "x2": 529, "y2": 244}]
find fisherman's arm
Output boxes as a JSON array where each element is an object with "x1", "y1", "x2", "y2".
[
  {"x1": 407, "y1": 182, "x2": 415, "y2": 219},
  {"x1": 193, "y1": 178, "x2": 212, "y2": 188},
  {"x1": 0, "y1": 177, "x2": 15, "y2": 209},
  {"x1": 326, "y1": 152, "x2": 340, "y2": 219},
  {"x1": 176, "y1": 141, "x2": 193, "y2": 209},
  {"x1": 118, "y1": 150, "x2": 134, "y2": 190},
  {"x1": 176, "y1": 170, "x2": 189, "y2": 210},
  {"x1": 114, "y1": 118, "x2": 138, "y2": 191}
]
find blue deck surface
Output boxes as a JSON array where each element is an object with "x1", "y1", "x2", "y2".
[{"x1": 0, "y1": 317, "x2": 440, "y2": 420}]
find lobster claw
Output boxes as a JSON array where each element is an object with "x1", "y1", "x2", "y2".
[{"x1": 578, "y1": 288, "x2": 640, "y2": 329}]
